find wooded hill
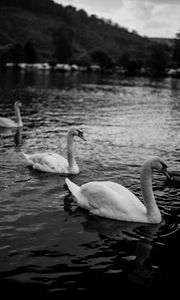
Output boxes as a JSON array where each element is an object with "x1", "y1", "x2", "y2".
[{"x1": 0, "y1": 0, "x2": 173, "y2": 69}]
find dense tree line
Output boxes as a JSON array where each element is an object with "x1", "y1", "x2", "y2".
[
  {"x1": 173, "y1": 31, "x2": 180, "y2": 68},
  {"x1": 0, "y1": 0, "x2": 152, "y2": 67},
  {"x1": 0, "y1": 0, "x2": 180, "y2": 76},
  {"x1": 0, "y1": 41, "x2": 37, "y2": 65}
]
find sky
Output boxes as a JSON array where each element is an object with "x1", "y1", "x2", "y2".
[{"x1": 54, "y1": 0, "x2": 180, "y2": 38}]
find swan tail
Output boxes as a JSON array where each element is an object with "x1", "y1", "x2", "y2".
[
  {"x1": 21, "y1": 152, "x2": 32, "y2": 165},
  {"x1": 65, "y1": 178, "x2": 90, "y2": 209},
  {"x1": 65, "y1": 178, "x2": 80, "y2": 199}
]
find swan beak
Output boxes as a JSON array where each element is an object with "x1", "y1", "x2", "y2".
[
  {"x1": 77, "y1": 130, "x2": 87, "y2": 141},
  {"x1": 80, "y1": 134, "x2": 87, "y2": 141},
  {"x1": 162, "y1": 166, "x2": 171, "y2": 180}
]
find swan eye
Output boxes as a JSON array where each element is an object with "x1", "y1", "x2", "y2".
[
  {"x1": 77, "y1": 129, "x2": 86, "y2": 141},
  {"x1": 77, "y1": 130, "x2": 83, "y2": 137},
  {"x1": 16, "y1": 101, "x2": 21, "y2": 106}
]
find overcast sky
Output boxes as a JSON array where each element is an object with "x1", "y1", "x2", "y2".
[{"x1": 54, "y1": 0, "x2": 180, "y2": 38}]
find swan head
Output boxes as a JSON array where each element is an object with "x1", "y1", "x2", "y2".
[
  {"x1": 145, "y1": 156, "x2": 170, "y2": 179},
  {"x1": 14, "y1": 101, "x2": 22, "y2": 108},
  {"x1": 69, "y1": 127, "x2": 87, "y2": 141}
]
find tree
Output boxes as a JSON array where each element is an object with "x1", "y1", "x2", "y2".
[
  {"x1": 0, "y1": 53, "x2": 8, "y2": 66},
  {"x1": 117, "y1": 52, "x2": 143, "y2": 75},
  {"x1": 118, "y1": 52, "x2": 130, "y2": 70},
  {"x1": 90, "y1": 48, "x2": 113, "y2": 68},
  {"x1": 9, "y1": 42, "x2": 23, "y2": 64},
  {"x1": 146, "y1": 44, "x2": 169, "y2": 76},
  {"x1": 53, "y1": 26, "x2": 74, "y2": 63},
  {"x1": 0, "y1": 43, "x2": 17, "y2": 66},
  {"x1": 172, "y1": 31, "x2": 180, "y2": 68},
  {"x1": 70, "y1": 51, "x2": 91, "y2": 66},
  {"x1": 24, "y1": 41, "x2": 37, "y2": 63}
]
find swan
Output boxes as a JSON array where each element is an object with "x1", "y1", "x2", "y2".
[
  {"x1": 65, "y1": 156, "x2": 170, "y2": 223},
  {"x1": 22, "y1": 127, "x2": 86, "y2": 174},
  {"x1": 0, "y1": 101, "x2": 23, "y2": 128}
]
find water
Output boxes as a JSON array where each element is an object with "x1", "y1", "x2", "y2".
[{"x1": 0, "y1": 69, "x2": 180, "y2": 297}]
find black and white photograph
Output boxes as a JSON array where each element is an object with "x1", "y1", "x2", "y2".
[{"x1": 0, "y1": 0, "x2": 180, "y2": 298}]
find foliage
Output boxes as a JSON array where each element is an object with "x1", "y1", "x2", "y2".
[
  {"x1": 0, "y1": 0, "x2": 174, "y2": 74},
  {"x1": 90, "y1": 48, "x2": 113, "y2": 67},
  {"x1": 9, "y1": 42, "x2": 23, "y2": 64},
  {"x1": 146, "y1": 44, "x2": 169, "y2": 76},
  {"x1": 70, "y1": 52, "x2": 92, "y2": 66},
  {"x1": 117, "y1": 52, "x2": 130, "y2": 69},
  {"x1": 0, "y1": 0, "x2": 154, "y2": 63},
  {"x1": 24, "y1": 40, "x2": 37, "y2": 63},
  {"x1": 53, "y1": 26, "x2": 74, "y2": 63},
  {"x1": 172, "y1": 31, "x2": 180, "y2": 67}
]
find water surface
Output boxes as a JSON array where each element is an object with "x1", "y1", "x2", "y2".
[{"x1": 0, "y1": 69, "x2": 180, "y2": 297}]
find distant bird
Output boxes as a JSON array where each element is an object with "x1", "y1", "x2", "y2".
[
  {"x1": 0, "y1": 101, "x2": 23, "y2": 128},
  {"x1": 22, "y1": 127, "x2": 86, "y2": 174},
  {"x1": 65, "y1": 156, "x2": 170, "y2": 223}
]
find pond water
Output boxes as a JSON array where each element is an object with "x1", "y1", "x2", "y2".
[{"x1": 0, "y1": 69, "x2": 180, "y2": 297}]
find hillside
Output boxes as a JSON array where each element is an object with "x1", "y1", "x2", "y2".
[
  {"x1": 0, "y1": 0, "x2": 168, "y2": 65},
  {"x1": 149, "y1": 38, "x2": 174, "y2": 47},
  {"x1": 0, "y1": 5, "x2": 61, "y2": 61}
]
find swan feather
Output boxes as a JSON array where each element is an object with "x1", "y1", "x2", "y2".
[
  {"x1": 0, "y1": 117, "x2": 18, "y2": 128},
  {"x1": 23, "y1": 152, "x2": 69, "y2": 173},
  {"x1": 65, "y1": 179, "x2": 147, "y2": 222},
  {"x1": 65, "y1": 157, "x2": 169, "y2": 223},
  {"x1": 0, "y1": 101, "x2": 23, "y2": 128},
  {"x1": 23, "y1": 127, "x2": 86, "y2": 174}
]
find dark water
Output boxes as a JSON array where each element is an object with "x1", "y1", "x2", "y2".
[{"x1": 0, "y1": 69, "x2": 180, "y2": 297}]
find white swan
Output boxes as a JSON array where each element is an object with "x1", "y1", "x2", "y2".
[
  {"x1": 65, "y1": 156, "x2": 170, "y2": 223},
  {"x1": 22, "y1": 127, "x2": 86, "y2": 174},
  {"x1": 0, "y1": 101, "x2": 23, "y2": 128}
]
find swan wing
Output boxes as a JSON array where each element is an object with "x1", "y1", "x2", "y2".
[
  {"x1": 23, "y1": 152, "x2": 69, "y2": 173},
  {"x1": 65, "y1": 178, "x2": 91, "y2": 209},
  {"x1": 0, "y1": 117, "x2": 17, "y2": 128},
  {"x1": 80, "y1": 181, "x2": 146, "y2": 221}
]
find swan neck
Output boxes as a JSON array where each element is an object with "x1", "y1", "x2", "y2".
[
  {"x1": 140, "y1": 163, "x2": 160, "y2": 219},
  {"x1": 14, "y1": 104, "x2": 22, "y2": 127}
]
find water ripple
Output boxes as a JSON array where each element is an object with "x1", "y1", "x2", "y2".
[{"x1": 0, "y1": 73, "x2": 180, "y2": 294}]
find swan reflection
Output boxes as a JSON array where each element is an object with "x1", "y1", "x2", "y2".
[
  {"x1": 63, "y1": 192, "x2": 162, "y2": 288},
  {"x1": 0, "y1": 126, "x2": 23, "y2": 148},
  {"x1": 14, "y1": 127, "x2": 23, "y2": 147},
  {"x1": 84, "y1": 213, "x2": 162, "y2": 287}
]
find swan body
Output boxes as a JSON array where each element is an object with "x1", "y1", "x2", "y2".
[
  {"x1": 22, "y1": 127, "x2": 86, "y2": 174},
  {"x1": 65, "y1": 156, "x2": 170, "y2": 223},
  {"x1": 23, "y1": 152, "x2": 69, "y2": 173},
  {"x1": 0, "y1": 101, "x2": 23, "y2": 128}
]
